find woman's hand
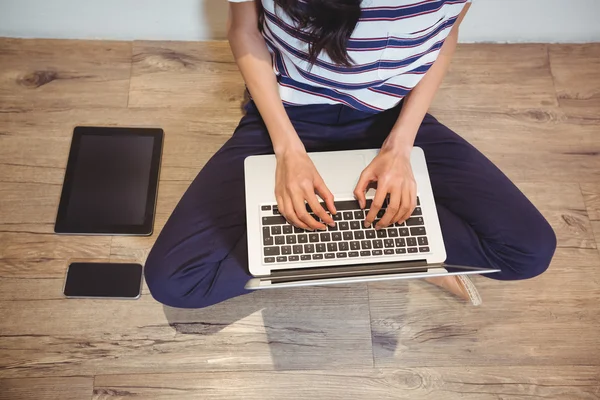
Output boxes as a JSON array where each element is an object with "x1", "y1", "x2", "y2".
[
  {"x1": 276, "y1": 148, "x2": 337, "y2": 230},
  {"x1": 354, "y1": 146, "x2": 417, "y2": 229}
]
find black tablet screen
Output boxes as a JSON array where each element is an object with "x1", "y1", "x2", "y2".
[
  {"x1": 55, "y1": 127, "x2": 163, "y2": 235},
  {"x1": 67, "y1": 135, "x2": 154, "y2": 226}
]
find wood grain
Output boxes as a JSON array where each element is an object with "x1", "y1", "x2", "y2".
[
  {"x1": 0, "y1": 376, "x2": 93, "y2": 400},
  {"x1": 92, "y1": 367, "x2": 600, "y2": 400},
  {"x1": 368, "y1": 247, "x2": 600, "y2": 367},
  {"x1": 581, "y1": 183, "x2": 600, "y2": 222},
  {"x1": 0, "y1": 284, "x2": 373, "y2": 378},
  {"x1": 128, "y1": 41, "x2": 246, "y2": 111},
  {"x1": 433, "y1": 44, "x2": 558, "y2": 112},
  {"x1": 549, "y1": 44, "x2": 600, "y2": 119},
  {"x1": 0, "y1": 39, "x2": 131, "y2": 111}
]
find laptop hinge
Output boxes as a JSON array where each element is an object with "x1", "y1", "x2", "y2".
[{"x1": 266, "y1": 260, "x2": 435, "y2": 284}]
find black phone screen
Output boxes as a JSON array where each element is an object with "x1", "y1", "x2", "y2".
[{"x1": 64, "y1": 263, "x2": 143, "y2": 299}]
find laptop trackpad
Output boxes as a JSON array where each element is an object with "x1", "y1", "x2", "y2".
[{"x1": 310, "y1": 153, "x2": 367, "y2": 195}]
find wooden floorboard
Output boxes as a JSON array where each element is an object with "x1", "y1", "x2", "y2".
[
  {"x1": 91, "y1": 367, "x2": 600, "y2": 400},
  {"x1": 0, "y1": 38, "x2": 131, "y2": 111},
  {"x1": 0, "y1": 376, "x2": 93, "y2": 400},
  {"x1": 0, "y1": 38, "x2": 599, "y2": 398}
]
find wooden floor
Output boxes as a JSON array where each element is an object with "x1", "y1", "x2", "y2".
[{"x1": 0, "y1": 38, "x2": 599, "y2": 399}]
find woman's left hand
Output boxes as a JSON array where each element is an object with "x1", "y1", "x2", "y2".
[{"x1": 354, "y1": 146, "x2": 417, "y2": 229}]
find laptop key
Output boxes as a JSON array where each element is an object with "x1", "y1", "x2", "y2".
[
  {"x1": 263, "y1": 216, "x2": 287, "y2": 225},
  {"x1": 349, "y1": 251, "x2": 359, "y2": 257},
  {"x1": 294, "y1": 226, "x2": 303, "y2": 233},
  {"x1": 406, "y1": 217, "x2": 424, "y2": 226},
  {"x1": 328, "y1": 224, "x2": 339, "y2": 231},
  {"x1": 304, "y1": 244, "x2": 315, "y2": 253},
  {"x1": 350, "y1": 221, "x2": 361, "y2": 230},
  {"x1": 283, "y1": 225, "x2": 293, "y2": 234},
  {"x1": 332, "y1": 232, "x2": 342, "y2": 241},
  {"x1": 262, "y1": 205, "x2": 272, "y2": 211},
  {"x1": 417, "y1": 197, "x2": 421, "y2": 206},
  {"x1": 273, "y1": 207, "x2": 281, "y2": 215},
  {"x1": 387, "y1": 228, "x2": 398, "y2": 237},
  {"x1": 408, "y1": 247, "x2": 419, "y2": 254},
  {"x1": 264, "y1": 237, "x2": 274, "y2": 246},
  {"x1": 412, "y1": 207, "x2": 422, "y2": 216},
  {"x1": 271, "y1": 226, "x2": 282, "y2": 235},
  {"x1": 377, "y1": 209, "x2": 386, "y2": 218},
  {"x1": 293, "y1": 245, "x2": 303, "y2": 254},
  {"x1": 334, "y1": 200, "x2": 361, "y2": 210},
  {"x1": 325, "y1": 253, "x2": 335, "y2": 259},
  {"x1": 327, "y1": 243, "x2": 338, "y2": 252},
  {"x1": 396, "y1": 248, "x2": 407, "y2": 254},
  {"x1": 360, "y1": 250, "x2": 371, "y2": 257},
  {"x1": 281, "y1": 246, "x2": 292, "y2": 255},
  {"x1": 411, "y1": 227, "x2": 426, "y2": 236},
  {"x1": 361, "y1": 241, "x2": 372, "y2": 249},
  {"x1": 264, "y1": 247, "x2": 280, "y2": 256},
  {"x1": 354, "y1": 231, "x2": 365, "y2": 240},
  {"x1": 298, "y1": 234, "x2": 308, "y2": 243},
  {"x1": 407, "y1": 237, "x2": 417, "y2": 247},
  {"x1": 384, "y1": 239, "x2": 394, "y2": 248},
  {"x1": 373, "y1": 250, "x2": 383, "y2": 256},
  {"x1": 276, "y1": 256, "x2": 287, "y2": 262},
  {"x1": 395, "y1": 238, "x2": 406, "y2": 247},
  {"x1": 339, "y1": 222, "x2": 350, "y2": 230},
  {"x1": 289, "y1": 255, "x2": 300, "y2": 262},
  {"x1": 343, "y1": 211, "x2": 354, "y2": 220},
  {"x1": 286, "y1": 235, "x2": 297, "y2": 244},
  {"x1": 301, "y1": 255, "x2": 312, "y2": 261},
  {"x1": 275, "y1": 236, "x2": 285, "y2": 245},
  {"x1": 376, "y1": 230, "x2": 387, "y2": 238},
  {"x1": 418, "y1": 237, "x2": 428, "y2": 246},
  {"x1": 332, "y1": 213, "x2": 343, "y2": 221},
  {"x1": 320, "y1": 233, "x2": 331, "y2": 242},
  {"x1": 384, "y1": 249, "x2": 394, "y2": 255},
  {"x1": 373, "y1": 240, "x2": 383, "y2": 249},
  {"x1": 313, "y1": 254, "x2": 324, "y2": 260},
  {"x1": 366, "y1": 230, "x2": 376, "y2": 239},
  {"x1": 336, "y1": 252, "x2": 348, "y2": 258},
  {"x1": 354, "y1": 210, "x2": 364, "y2": 220},
  {"x1": 316, "y1": 243, "x2": 326, "y2": 253},
  {"x1": 339, "y1": 242, "x2": 349, "y2": 251},
  {"x1": 309, "y1": 233, "x2": 319, "y2": 242},
  {"x1": 350, "y1": 241, "x2": 360, "y2": 250},
  {"x1": 343, "y1": 232, "x2": 353, "y2": 241},
  {"x1": 263, "y1": 227, "x2": 271, "y2": 237},
  {"x1": 399, "y1": 228, "x2": 410, "y2": 237},
  {"x1": 264, "y1": 257, "x2": 275, "y2": 263},
  {"x1": 419, "y1": 247, "x2": 430, "y2": 253}
]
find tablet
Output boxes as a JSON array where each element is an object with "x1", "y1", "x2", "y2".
[{"x1": 55, "y1": 127, "x2": 163, "y2": 235}]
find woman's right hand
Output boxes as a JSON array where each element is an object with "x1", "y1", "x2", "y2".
[{"x1": 275, "y1": 149, "x2": 337, "y2": 231}]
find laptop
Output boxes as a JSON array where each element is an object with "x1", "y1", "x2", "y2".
[{"x1": 244, "y1": 148, "x2": 499, "y2": 289}]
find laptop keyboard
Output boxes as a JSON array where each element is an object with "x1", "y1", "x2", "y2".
[{"x1": 261, "y1": 198, "x2": 430, "y2": 264}]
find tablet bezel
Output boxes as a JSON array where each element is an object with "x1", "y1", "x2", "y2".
[{"x1": 54, "y1": 126, "x2": 163, "y2": 236}]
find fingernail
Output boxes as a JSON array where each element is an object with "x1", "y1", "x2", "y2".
[
  {"x1": 329, "y1": 223, "x2": 336, "y2": 228},
  {"x1": 364, "y1": 221, "x2": 371, "y2": 228}
]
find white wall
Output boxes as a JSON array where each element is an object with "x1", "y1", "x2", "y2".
[{"x1": 1, "y1": 0, "x2": 599, "y2": 43}]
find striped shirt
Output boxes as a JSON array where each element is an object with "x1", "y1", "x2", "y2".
[{"x1": 229, "y1": 0, "x2": 471, "y2": 112}]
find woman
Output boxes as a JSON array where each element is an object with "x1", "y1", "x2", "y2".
[{"x1": 144, "y1": 0, "x2": 556, "y2": 309}]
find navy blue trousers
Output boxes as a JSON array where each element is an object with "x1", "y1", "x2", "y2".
[{"x1": 145, "y1": 102, "x2": 556, "y2": 309}]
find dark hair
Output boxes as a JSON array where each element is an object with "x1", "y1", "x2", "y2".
[{"x1": 257, "y1": 0, "x2": 361, "y2": 66}]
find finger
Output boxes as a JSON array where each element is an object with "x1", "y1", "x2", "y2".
[
  {"x1": 376, "y1": 188, "x2": 400, "y2": 229},
  {"x1": 353, "y1": 169, "x2": 372, "y2": 209},
  {"x1": 314, "y1": 177, "x2": 337, "y2": 217},
  {"x1": 399, "y1": 184, "x2": 418, "y2": 223},
  {"x1": 365, "y1": 184, "x2": 387, "y2": 228},
  {"x1": 307, "y1": 191, "x2": 334, "y2": 227},
  {"x1": 292, "y1": 193, "x2": 324, "y2": 231},
  {"x1": 284, "y1": 196, "x2": 311, "y2": 230},
  {"x1": 276, "y1": 194, "x2": 285, "y2": 217}
]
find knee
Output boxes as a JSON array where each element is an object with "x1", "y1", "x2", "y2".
[
  {"x1": 500, "y1": 219, "x2": 557, "y2": 280},
  {"x1": 144, "y1": 251, "x2": 213, "y2": 309}
]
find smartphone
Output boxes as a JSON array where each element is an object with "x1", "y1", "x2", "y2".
[{"x1": 63, "y1": 262, "x2": 143, "y2": 299}]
